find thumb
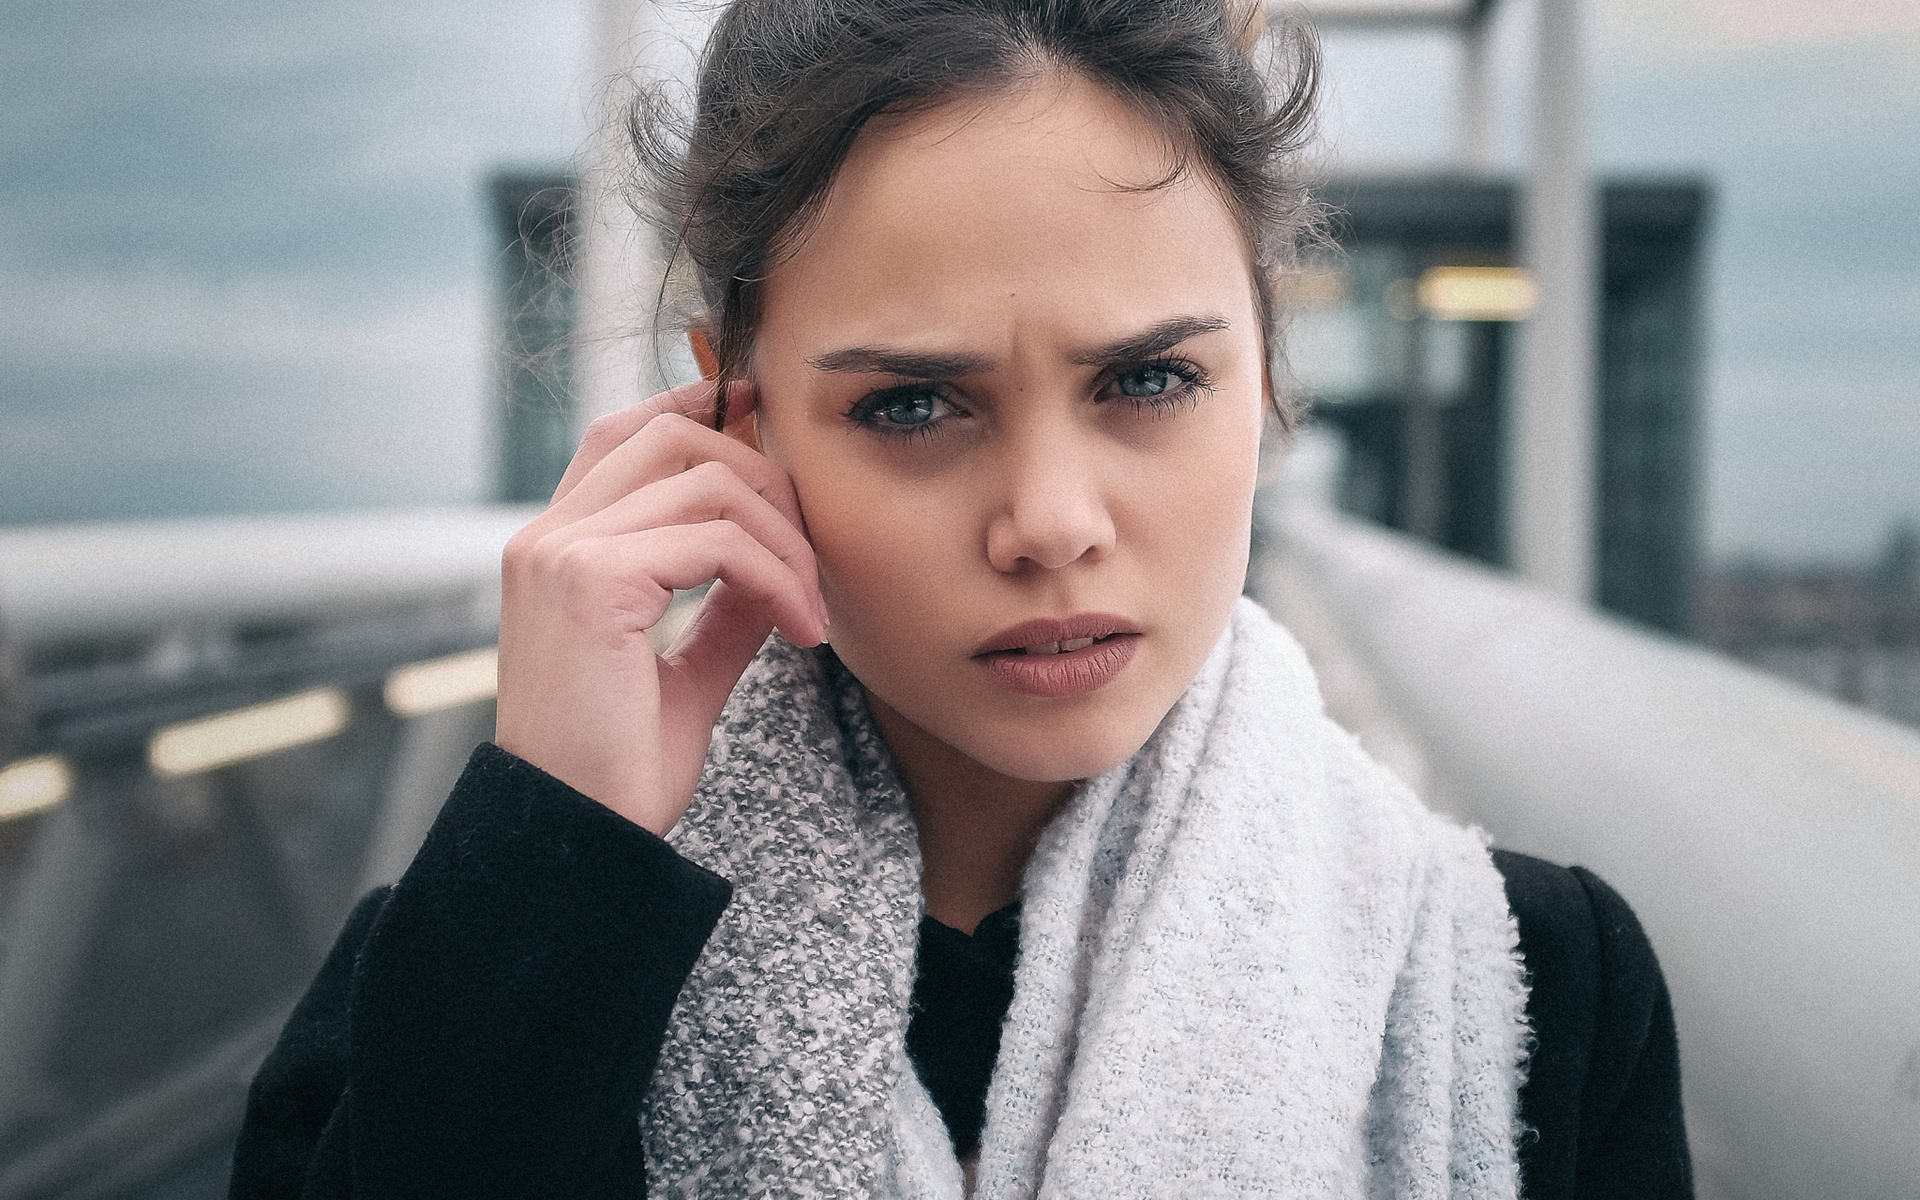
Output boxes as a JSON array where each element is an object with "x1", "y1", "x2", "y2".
[{"x1": 656, "y1": 580, "x2": 781, "y2": 730}]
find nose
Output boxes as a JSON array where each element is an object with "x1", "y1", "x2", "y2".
[{"x1": 984, "y1": 427, "x2": 1117, "y2": 574}]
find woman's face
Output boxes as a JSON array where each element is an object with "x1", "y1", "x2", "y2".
[{"x1": 749, "y1": 72, "x2": 1268, "y2": 784}]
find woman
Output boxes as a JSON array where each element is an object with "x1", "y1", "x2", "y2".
[{"x1": 231, "y1": 1, "x2": 1691, "y2": 1196}]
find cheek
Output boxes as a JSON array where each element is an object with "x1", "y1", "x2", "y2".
[
  {"x1": 1131, "y1": 400, "x2": 1264, "y2": 572},
  {"x1": 790, "y1": 466, "x2": 971, "y2": 638}
]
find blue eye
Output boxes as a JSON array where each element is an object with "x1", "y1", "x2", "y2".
[
  {"x1": 1116, "y1": 366, "x2": 1176, "y2": 397},
  {"x1": 876, "y1": 391, "x2": 938, "y2": 425},
  {"x1": 1105, "y1": 359, "x2": 1210, "y2": 410},
  {"x1": 848, "y1": 384, "x2": 961, "y2": 439}
]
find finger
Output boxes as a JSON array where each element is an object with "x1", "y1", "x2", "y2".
[
  {"x1": 560, "y1": 460, "x2": 824, "y2": 622},
  {"x1": 656, "y1": 580, "x2": 781, "y2": 729},
  {"x1": 550, "y1": 379, "x2": 757, "y2": 504},
  {"x1": 550, "y1": 381, "x2": 715, "y2": 503},
  {"x1": 600, "y1": 520, "x2": 823, "y2": 648},
  {"x1": 546, "y1": 401, "x2": 803, "y2": 538}
]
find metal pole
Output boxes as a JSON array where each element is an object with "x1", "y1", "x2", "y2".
[
  {"x1": 359, "y1": 704, "x2": 497, "y2": 891},
  {"x1": 575, "y1": 0, "x2": 711, "y2": 425},
  {"x1": 1458, "y1": 13, "x2": 1494, "y2": 171},
  {"x1": 574, "y1": 0, "x2": 660, "y2": 426},
  {"x1": 1400, "y1": 319, "x2": 1448, "y2": 543},
  {"x1": 1510, "y1": 0, "x2": 1597, "y2": 602},
  {"x1": 0, "y1": 778, "x2": 122, "y2": 1134}
]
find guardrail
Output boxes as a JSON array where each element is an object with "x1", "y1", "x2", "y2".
[
  {"x1": 0, "y1": 506, "x2": 537, "y2": 651},
  {"x1": 1254, "y1": 493, "x2": 1920, "y2": 1200},
  {"x1": 4, "y1": 500, "x2": 1918, "y2": 1197},
  {"x1": 0, "y1": 507, "x2": 536, "y2": 1200}
]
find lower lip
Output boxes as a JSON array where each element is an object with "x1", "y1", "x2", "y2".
[{"x1": 976, "y1": 634, "x2": 1141, "y2": 698}]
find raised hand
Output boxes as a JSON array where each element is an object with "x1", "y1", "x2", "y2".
[{"x1": 494, "y1": 380, "x2": 827, "y2": 835}]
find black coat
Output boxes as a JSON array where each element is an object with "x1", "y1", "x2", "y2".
[{"x1": 229, "y1": 744, "x2": 1693, "y2": 1199}]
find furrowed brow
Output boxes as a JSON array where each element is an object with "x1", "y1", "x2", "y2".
[
  {"x1": 1072, "y1": 316, "x2": 1232, "y2": 366},
  {"x1": 807, "y1": 346, "x2": 995, "y2": 377}
]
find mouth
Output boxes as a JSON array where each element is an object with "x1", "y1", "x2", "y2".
[
  {"x1": 973, "y1": 614, "x2": 1142, "y2": 698},
  {"x1": 1008, "y1": 637, "x2": 1101, "y2": 655},
  {"x1": 973, "y1": 614, "x2": 1140, "y2": 657}
]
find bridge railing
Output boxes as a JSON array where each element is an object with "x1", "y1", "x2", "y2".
[
  {"x1": 1253, "y1": 491, "x2": 1920, "y2": 1200},
  {"x1": 0, "y1": 508, "x2": 533, "y2": 1200},
  {"x1": 2, "y1": 499, "x2": 1917, "y2": 1198}
]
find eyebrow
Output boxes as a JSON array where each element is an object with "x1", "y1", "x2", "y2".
[
  {"x1": 1071, "y1": 315, "x2": 1232, "y2": 366},
  {"x1": 807, "y1": 346, "x2": 995, "y2": 377},
  {"x1": 806, "y1": 314, "x2": 1232, "y2": 379}
]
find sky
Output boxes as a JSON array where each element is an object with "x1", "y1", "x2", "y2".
[
  {"x1": 0, "y1": 0, "x2": 590, "y2": 521},
  {"x1": 0, "y1": 0, "x2": 1915, "y2": 567}
]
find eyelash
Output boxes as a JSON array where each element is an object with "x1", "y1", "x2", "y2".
[
  {"x1": 843, "y1": 358, "x2": 1215, "y2": 441},
  {"x1": 1103, "y1": 358, "x2": 1213, "y2": 414},
  {"x1": 846, "y1": 383, "x2": 960, "y2": 443}
]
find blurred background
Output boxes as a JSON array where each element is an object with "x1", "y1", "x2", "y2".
[{"x1": 0, "y1": 0, "x2": 1915, "y2": 1197}]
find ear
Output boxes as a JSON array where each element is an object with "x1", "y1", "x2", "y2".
[
  {"x1": 688, "y1": 328, "x2": 720, "y2": 382},
  {"x1": 723, "y1": 407, "x2": 761, "y2": 452},
  {"x1": 714, "y1": 379, "x2": 762, "y2": 451}
]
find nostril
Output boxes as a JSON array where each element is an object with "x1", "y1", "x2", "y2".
[{"x1": 983, "y1": 472, "x2": 1118, "y2": 573}]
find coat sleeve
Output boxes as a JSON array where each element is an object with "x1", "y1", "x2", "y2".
[
  {"x1": 229, "y1": 743, "x2": 732, "y2": 1200},
  {"x1": 1493, "y1": 851, "x2": 1693, "y2": 1200},
  {"x1": 1566, "y1": 866, "x2": 1692, "y2": 1200}
]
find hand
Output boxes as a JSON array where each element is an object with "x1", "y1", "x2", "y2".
[{"x1": 494, "y1": 381, "x2": 827, "y2": 835}]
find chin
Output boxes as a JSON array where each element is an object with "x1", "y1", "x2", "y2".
[
  {"x1": 956, "y1": 714, "x2": 1158, "y2": 784},
  {"x1": 910, "y1": 677, "x2": 1185, "y2": 783}
]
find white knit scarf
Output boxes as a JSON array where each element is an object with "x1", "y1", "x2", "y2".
[{"x1": 641, "y1": 598, "x2": 1529, "y2": 1199}]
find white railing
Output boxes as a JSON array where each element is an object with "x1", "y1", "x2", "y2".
[
  {"x1": 0, "y1": 506, "x2": 539, "y2": 650},
  {"x1": 1254, "y1": 492, "x2": 1920, "y2": 1200},
  {"x1": 5, "y1": 498, "x2": 1919, "y2": 1197},
  {"x1": 0, "y1": 507, "x2": 539, "y2": 1199}
]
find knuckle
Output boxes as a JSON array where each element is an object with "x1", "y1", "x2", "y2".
[
  {"x1": 649, "y1": 410, "x2": 700, "y2": 438},
  {"x1": 579, "y1": 413, "x2": 629, "y2": 453},
  {"x1": 789, "y1": 536, "x2": 819, "y2": 571},
  {"x1": 501, "y1": 525, "x2": 543, "y2": 576},
  {"x1": 708, "y1": 519, "x2": 760, "y2": 558},
  {"x1": 629, "y1": 411, "x2": 702, "y2": 461},
  {"x1": 548, "y1": 536, "x2": 608, "y2": 590},
  {"x1": 684, "y1": 457, "x2": 735, "y2": 492}
]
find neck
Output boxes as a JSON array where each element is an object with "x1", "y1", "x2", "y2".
[{"x1": 867, "y1": 692, "x2": 1076, "y2": 935}]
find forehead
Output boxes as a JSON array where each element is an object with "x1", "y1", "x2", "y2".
[{"x1": 758, "y1": 73, "x2": 1256, "y2": 354}]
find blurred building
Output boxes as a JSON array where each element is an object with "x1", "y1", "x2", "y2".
[
  {"x1": 1295, "y1": 175, "x2": 1710, "y2": 635},
  {"x1": 1696, "y1": 521, "x2": 1920, "y2": 729},
  {"x1": 490, "y1": 173, "x2": 580, "y2": 505}
]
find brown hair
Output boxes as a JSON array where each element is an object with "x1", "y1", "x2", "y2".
[{"x1": 631, "y1": 0, "x2": 1321, "y2": 428}]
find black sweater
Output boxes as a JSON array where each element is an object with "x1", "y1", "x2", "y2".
[{"x1": 229, "y1": 744, "x2": 1692, "y2": 1199}]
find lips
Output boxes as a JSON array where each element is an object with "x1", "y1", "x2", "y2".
[
  {"x1": 1016, "y1": 637, "x2": 1098, "y2": 655},
  {"x1": 974, "y1": 614, "x2": 1142, "y2": 698},
  {"x1": 973, "y1": 614, "x2": 1140, "y2": 656}
]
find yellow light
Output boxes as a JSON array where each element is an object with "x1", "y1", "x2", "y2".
[
  {"x1": 148, "y1": 687, "x2": 351, "y2": 777},
  {"x1": 384, "y1": 647, "x2": 499, "y2": 717},
  {"x1": 1415, "y1": 266, "x2": 1537, "y2": 321},
  {"x1": 0, "y1": 755, "x2": 72, "y2": 821}
]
